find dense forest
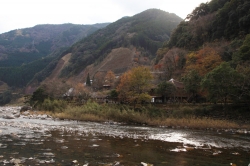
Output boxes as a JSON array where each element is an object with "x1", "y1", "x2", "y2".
[
  {"x1": 167, "y1": 0, "x2": 250, "y2": 50},
  {"x1": 154, "y1": 0, "x2": 250, "y2": 105},
  {"x1": 0, "y1": 57, "x2": 54, "y2": 87}
]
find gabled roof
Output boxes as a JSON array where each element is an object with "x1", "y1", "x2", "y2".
[{"x1": 168, "y1": 78, "x2": 184, "y2": 89}]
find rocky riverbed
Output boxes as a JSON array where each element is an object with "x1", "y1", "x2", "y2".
[{"x1": 1, "y1": 106, "x2": 250, "y2": 166}]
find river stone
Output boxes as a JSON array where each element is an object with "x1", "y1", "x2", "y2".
[
  {"x1": 3, "y1": 114, "x2": 15, "y2": 119},
  {"x1": 43, "y1": 152, "x2": 55, "y2": 157},
  {"x1": 35, "y1": 114, "x2": 47, "y2": 119},
  {"x1": 141, "y1": 162, "x2": 153, "y2": 166},
  {"x1": 44, "y1": 159, "x2": 55, "y2": 163},
  {"x1": 40, "y1": 114, "x2": 48, "y2": 120},
  {"x1": 2, "y1": 160, "x2": 10, "y2": 164},
  {"x1": 14, "y1": 113, "x2": 20, "y2": 118},
  {"x1": 61, "y1": 146, "x2": 68, "y2": 149},
  {"x1": 12, "y1": 110, "x2": 18, "y2": 114},
  {"x1": 22, "y1": 111, "x2": 30, "y2": 116},
  {"x1": 10, "y1": 158, "x2": 22, "y2": 166},
  {"x1": 39, "y1": 160, "x2": 46, "y2": 164}
]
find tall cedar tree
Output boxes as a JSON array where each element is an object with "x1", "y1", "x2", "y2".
[{"x1": 86, "y1": 73, "x2": 91, "y2": 86}]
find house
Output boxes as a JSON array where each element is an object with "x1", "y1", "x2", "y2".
[{"x1": 168, "y1": 78, "x2": 189, "y2": 102}]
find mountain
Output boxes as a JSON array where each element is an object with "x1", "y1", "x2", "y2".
[
  {"x1": 0, "y1": 23, "x2": 109, "y2": 67},
  {"x1": 0, "y1": 23, "x2": 109, "y2": 88},
  {"x1": 35, "y1": 9, "x2": 182, "y2": 88}
]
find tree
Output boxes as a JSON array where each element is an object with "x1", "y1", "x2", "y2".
[
  {"x1": 117, "y1": 66, "x2": 153, "y2": 106},
  {"x1": 104, "y1": 70, "x2": 116, "y2": 88},
  {"x1": 109, "y1": 89, "x2": 118, "y2": 98},
  {"x1": 29, "y1": 87, "x2": 48, "y2": 108},
  {"x1": 155, "y1": 47, "x2": 169, "y2": 64},
  {"x1": 43, "y1": 80, "x2": 70, "y2": 99},
  {"x1": 73, "y1": 83, "x2": 90, "y2": 102},
  {"x1": 157, "y1": 47, "x2": 187, "y2": 80},
  {"x1": 156, "y1": 81, "x2": 176, "y2": 103},
  {"x1": 92, "y1": 71, "x2": 105, "y2": 90},
  {"x1": 201, "y1": 62, "x2": 239, "y2": 105},
  {"x1": 86, "y1": 73, "x2": 91, "y2": 86},
  {"x1": 233, "y1": 34, "x2": 250, "y2": 62},
  {"x1": 182, "y1": 70, "x2": 201, "y2": 103},
  {"x1": 185, "y1": 46, "x2": 222, "y2": 76},
  {"x1": 186, "y1": 2, "x2": 209, "y2": 21},
  {"x1": 235, "y1": 63, "x2": 250, "y2": 103}
]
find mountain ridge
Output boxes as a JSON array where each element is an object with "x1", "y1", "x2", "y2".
[
  {"x1": 26, "y1": 9, "x2": 182, "y2": 92},
  {"x1": 57, "y1": 9, "x2": 182, "y2": 77}
]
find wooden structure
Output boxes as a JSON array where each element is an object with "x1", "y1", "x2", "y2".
[{"x1": 168, "y1": 78, "x2": 189, "y2": 103}]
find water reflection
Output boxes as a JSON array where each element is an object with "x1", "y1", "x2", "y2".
[{"x1": 0, "y1": 115, "x2": 250, "y2": 165}]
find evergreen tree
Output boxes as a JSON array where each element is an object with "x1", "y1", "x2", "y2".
[{"x1": 86, "y1": 73, "x2": 91, "y2": 86}]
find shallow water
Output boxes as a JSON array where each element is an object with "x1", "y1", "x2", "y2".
[{"x1": 0, "y1": 109, "x2": 250, "y2": 165}]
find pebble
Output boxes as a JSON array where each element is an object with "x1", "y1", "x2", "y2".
[{"x1": 61, "y1": 146, "x2": 68, "y2": 149}]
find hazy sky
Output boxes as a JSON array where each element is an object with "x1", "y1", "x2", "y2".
[{"x1": 1, "y1": 0, "x2": 208, "y2": 34}]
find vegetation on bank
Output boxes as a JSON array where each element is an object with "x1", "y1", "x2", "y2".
[{"x1": 28, "y1": 97, "x2": 250, "y2": 130}]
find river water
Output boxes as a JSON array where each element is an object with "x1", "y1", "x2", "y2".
[{"x1": 0, "y1": 107, "x2": 250, "y2": 166}]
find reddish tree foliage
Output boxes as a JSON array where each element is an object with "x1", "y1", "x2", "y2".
[{"x1": 185, "y1": 46, "x2": 222, "y2": 76}]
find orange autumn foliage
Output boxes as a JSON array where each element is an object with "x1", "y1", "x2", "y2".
[
  {"x1": 185, "y1": 46, "x2": 222, "y2": 76},
  {"x1": 117, "y1": 66, "x2": 153, "y2": 103}
]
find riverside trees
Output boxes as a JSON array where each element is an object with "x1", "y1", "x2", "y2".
[
  {"x1": 201, "y1": 62, "x2": 239, "y2": 105},
  {"x1": 182, "y1": 62, "x2": 250, "y2": 105},
  {"x1": 180, "y1": 44, "x2": 250, "y2": 105},
  {"x1": 116, "y1": 66, "x2": 153, "y2": 106}
]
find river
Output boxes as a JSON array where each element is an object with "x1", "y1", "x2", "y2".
[{"x1": 0, "y1": 107, "x2": 250, "y2": 166}]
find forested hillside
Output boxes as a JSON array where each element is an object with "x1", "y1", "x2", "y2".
[
  {"x1": 0, "y1": 24, "x2": 108, "y2": 67},
  {"x1": 0, "y1": 23, "x2": 108, "y2": 88},
  {"x1": 167, "y1": 0, "x2": 250, "y2": 50},
  {"x1": 56, "y1": 9, "x2": 182, "y2": 77},
  {"x1": 155, "y1": 0, "x2": 250, "y2": 104}
]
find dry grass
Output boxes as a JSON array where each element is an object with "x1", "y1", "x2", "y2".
[
  {"x1": 32, "y1": 100, "x2": 250, "y2": 130},
  {"x1": 36, "y1": 109, "x2": 249, "y2": 130},
  {"x1": 146, "y1": 117, "x2": 244, "y2": 129}
]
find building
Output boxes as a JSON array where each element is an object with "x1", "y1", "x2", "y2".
[{"x1": 168, "y1": 78, "x2": 189, "y2": 103}]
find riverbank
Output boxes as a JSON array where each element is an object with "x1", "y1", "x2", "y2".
[
  {"x1": 47, "y1": 101, "x2": 250, "y2": 131},
  {"x1": 3, "y1": 101, "x2": 250, "y2": 131}
]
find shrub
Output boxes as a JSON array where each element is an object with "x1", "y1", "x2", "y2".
[{"x1": 39, "y1": 98, "x2": 67, "y2": 112}]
